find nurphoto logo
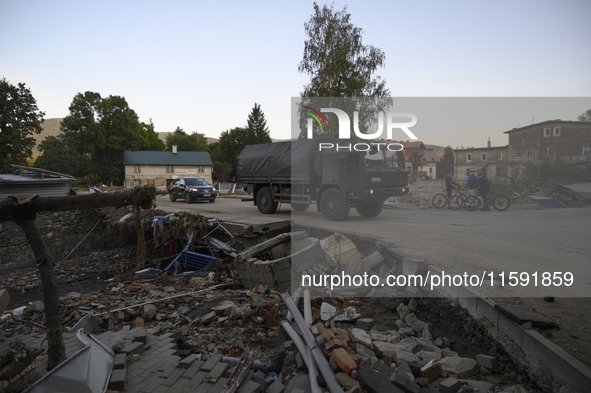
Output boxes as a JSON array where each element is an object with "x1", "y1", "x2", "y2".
[{"x1": 303, "y1": 106, "x2": 418, "y2": 151}]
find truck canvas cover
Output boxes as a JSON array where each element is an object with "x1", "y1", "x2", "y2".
[{"x1": 237, "y1": 139, "x2": 327, "y2": 180}]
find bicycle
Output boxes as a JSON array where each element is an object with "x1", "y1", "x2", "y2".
[
  {"x1": 465, "y1": 191, "x2": 511, "y2": 211},
  {"x1": 432, "y1": 187, "x2": 467, "y2": 210}
]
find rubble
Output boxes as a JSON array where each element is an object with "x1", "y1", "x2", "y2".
[{"x1": 0, "y1": 207, "x2": 583, "y2": 392}]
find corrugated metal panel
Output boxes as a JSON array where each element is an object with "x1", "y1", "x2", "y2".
[{"x1": 123, "y1": 151, "x2": 214, "y2": 166}]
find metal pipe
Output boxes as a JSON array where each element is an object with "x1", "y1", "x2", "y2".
[
  {"x1": 282, "y1": 293, "x2": 343, "y2": 393},
  {"x1": 281, "y1": 321, "x2": 323, "y2": 393}
]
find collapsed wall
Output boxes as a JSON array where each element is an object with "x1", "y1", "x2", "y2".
[{"x1": 0, "y1": 209, "x2": 127, "y2": 271}]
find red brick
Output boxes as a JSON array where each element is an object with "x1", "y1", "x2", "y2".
[
  {"x1": 325, "y1": 339, "x2": 347, "y2": 352},
  {"x1": 321, "y1": 328, "x2": 337, "y2": 341},
  {"x1": 336, "y1": 372, "x2": 357, "y2": 390},
  {"x1": 332, "y1": 348, "x2": 358, "y2": 374},
  {"x1": 420, "y1": 360, "x2": 442, "y2": 382},
  {"x1": 135, "y1": 317, "x2": 145, "y2": 328}
]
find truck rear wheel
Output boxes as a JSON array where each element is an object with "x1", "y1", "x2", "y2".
[
  {"x1": 291, "y1": 203, "x2": 310, "y2": 212},
  {"x1": 356, "y1": 203, "x2": 384, "y2": 217},
  {"x1": 256, "y1": 187, "x2": 278, "y2": 214},
  {"x1": 320, "y1": 188, "x2": 350, "y2": 221}
]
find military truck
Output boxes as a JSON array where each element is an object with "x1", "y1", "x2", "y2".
[{"x1": 236, "y1": 138, "x2": 409, "y2": 221}]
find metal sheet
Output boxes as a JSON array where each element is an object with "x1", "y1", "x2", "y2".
[{"x1": 29, "y1": 329, "x2": 114, "y2": 393}]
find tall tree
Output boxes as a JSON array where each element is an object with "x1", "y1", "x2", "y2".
[
  {"x1": 436, "y1": 146, "x2": 455, "y2": 179},
  {"x1": 578, "y1": 109, "x2": 591, "y2": 122},
  {"x1": 140, "y1": 119, "x2": 166, "y2": 151},
  {"x1": 0, "y1": 78, "x2": 45, "y2": 172},
  {"x1": 246, "y1": 103, "x2": 272, "y2": 145},
  {"x1": 35, "y1": 134, "x2": 91, "y2": 177},
  {"x1": 298, "y1": 3, "x2": 391, "y2": 138},
  {"x1": 61, "y1": 92, "x2": 143, "y2": 185},
  {"x1": 165, "y1": 127, "x2": 208, "y2": 151}
]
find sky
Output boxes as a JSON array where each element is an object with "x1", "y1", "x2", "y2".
[{"x1": 1, "y1": 0, "x2": 590, "y2": 148}]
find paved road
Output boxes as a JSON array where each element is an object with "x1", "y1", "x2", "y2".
[{"x1": 156, "y1": 195, "x2": 591, "y2": 297}]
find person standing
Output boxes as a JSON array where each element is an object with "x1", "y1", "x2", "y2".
[
  {"x1": 445, "y1": 171, "x2": 461, "y2": 209},
  {"x1": 464, "y1": 171, "x2": 478, "y2": 197},
  {"x1": 477, "y1": 171, "x2": 491, "y2": 210}
]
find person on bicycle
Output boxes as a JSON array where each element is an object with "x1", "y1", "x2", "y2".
[
  {"x1": 477, "y1": 171, "x2": 491, "y2": 211},
  {"x1": 464, "y1": 171, "x2": 478, "y2": 197},
  {"x1": 445, "y1": 171, "x2": 461, "y2": 209}
]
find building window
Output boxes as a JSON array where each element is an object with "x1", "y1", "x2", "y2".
[
  {"x1": 481, "y1": 153, "x2": 487, "y2": 161},
  {"x1": 547, "y1": 147, "x2": 555, "y2": 157},
  {"x1": 526, "y1": 148, "x2": 532, "y2": 158},
  {"x1": 134, "y1": 165, "x2": 141, "y2": 173},
  {"x1": 497, "y1": 152, "x2": 502, "y2": 160},
  {"x1": 544, "y1": 128, "x2": 551, "y2": 137},
  {"x1": 522, "y1": 132, "x2": 526, "y2": 139},
  {"x1": 583, "y1": 145, "x2": 590, "y2": 156},
  {"x1": 515, "y1": 149, "x2": 521, "y2": 159},
  {"x1": 166, "y1": 165, "x2": 174, "y2": 173},
  {"x1": 496, "y1": 167, "x2": 502, "y2": 176},
  {"x1": 198, "y1": 166, "x2": 204, "y2": 173},
  {"x1": 553, "y1": 127, "x2": 561, "y2": 136},
  {"x1": 466, "y1": 153, "x2": 472, "y2": 162},
  {"x1": 133, "y1": 179, "x2": 141, "y2": 186}
]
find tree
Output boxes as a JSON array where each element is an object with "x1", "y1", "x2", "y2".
[
  {"x1": 35, "y1": 134, "x2": 91, "y2": 177},
  {"x1": 578, "y1": 109, "x2": 591, "y2": 122},
  {"x1": 436, "y1": 146, "x2": 455, "y2": 179},
  {"x1": 298, "y1": 3, "x2": 391, "y2": 139},
  {"x1": 140, "y1": 119, "x2": 166, "y2": 151},
  {"x1": 61, "y1": 92, "x2": 143, "y2": 185},
  {"x1": 0, "y1": 78, "x2": 45, "y2": 172},
  {"x1": 165, "y1": 127, "x2": 208, "y2": 152},
  {"x1": 246, "y1": 103, "x2": 272, "y2": 145}
]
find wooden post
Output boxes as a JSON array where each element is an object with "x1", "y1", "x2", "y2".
[{"x1": 0, "y1": 187, "x2": 155, "y2": 370}]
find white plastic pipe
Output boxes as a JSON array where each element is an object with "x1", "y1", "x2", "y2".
[
  {"x1": 282, "y1": 293, "x2": 343, "y2": 393},
  {"x1": 281, "y1": 321, "x2": 323, "y2": 393},
  {"x1": 303, "y1": 289, "x2": 313, "y2": 326},
  {"x1": 286, "y1": 287, "x2": 303, "y2": 321}
]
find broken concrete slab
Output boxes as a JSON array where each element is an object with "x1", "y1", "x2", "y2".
[{"x1": 495, "y1": 304, "x2": 558, "y2": 328}]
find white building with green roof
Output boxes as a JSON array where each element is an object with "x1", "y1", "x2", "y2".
[{"x1": 123, "y1": 150, "x2": 214, "y2": 188}]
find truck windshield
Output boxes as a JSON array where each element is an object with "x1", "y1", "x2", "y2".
[{"x1": 365, "y1": 149, "x2": 405, "y2": 170}]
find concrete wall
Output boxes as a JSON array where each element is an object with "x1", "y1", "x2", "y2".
[
  {"x1": 454, "y1": 146, "x2": 509, "y2": 182},
  {"x1": 0, "y1": 209, "x2": 123, "y2": 271},
  {"x1": 506, "y1": 121, "x2": 591, "y2": 178},
  {"x1": 124, "y1": 165, "x2": 213, "y2": 188}
]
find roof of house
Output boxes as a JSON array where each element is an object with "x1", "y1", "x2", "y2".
[
  {"x1": 453, "y1": 146, "x2": 508, "y2": 152},
  {"x1": 503, "y1": 120, "x2": 590, "y2": 134},
  {"x1": 422, "y1": 150, "x2": 440, "y2": 162},
  {"x1": 124, "y1": 151, "x2": 213, "y2": 166}
]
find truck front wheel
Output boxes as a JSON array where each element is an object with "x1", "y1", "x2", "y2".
[
  {"x1": 256, "y1": 187, "x2": 278, "y2": 214},
  {"x1": 320, "y1": 188, "x2": 350, "y2": 221},
  {"x1": 356, "y1": 202, "x2": 384, "y2": 217}
]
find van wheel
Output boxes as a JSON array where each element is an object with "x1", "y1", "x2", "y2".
[
  {"x1": 320, "y1": 188, "x2": 350, "y2": 221},
  {"x1": 169, "y1": 192, "x2": 176, "y2": 202},
  {"x1": 185, "y1": 193, "x2": 192, "y2": 203},
  {"x1": 256, "y1": 187, "x2": 278, "y2": 214}
]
